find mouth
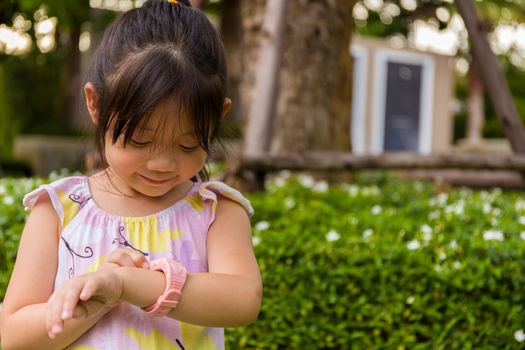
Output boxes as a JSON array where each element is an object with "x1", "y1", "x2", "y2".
[{"x1": 139, "y1": 174, "x2": 173, "y2": 185}]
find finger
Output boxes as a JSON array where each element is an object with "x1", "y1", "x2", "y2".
[
  {"x1": 60, "y1": 284, "x2": 84, "y2": 321},
  {"x1": 45, "y1": 294, "x2": 57, "y2": 338},
  {"x1": 105, "y1": 249, "x2": 134, "y2": 268},
  {"x1": 79, "y1": 278, "x2": 99, "y2": 302},
  {"x1": 47, "y1": 291, "x2": 66, "y2": 339},
  {"x1": 106, "y1": 248, "x2": 149, "y2": 269},
  {"x1": 98, "y1": 262, "x2": 121, "y2": 271},
  {"x1": 126, "y1": 249, "x2": 149, "y2": 269}
]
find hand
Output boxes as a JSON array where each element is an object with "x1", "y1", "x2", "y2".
[
  {"x1": 98, "y1": 247, "x2": 150, "y2": 270},
  {"x1": 46, "y1": 269, "x2": 123, "y2": 339}
]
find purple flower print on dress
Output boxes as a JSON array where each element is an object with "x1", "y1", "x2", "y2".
[
  {"x1": 174, "y1": 240, "x2": 204, "y2": 272},
  {"x1": 112, "y1": 226, "x2": 149, "y2": 256},
  {"x1": 69, "y1": 192, "x2": 91, "y2": 210},
  {"x1": 61, "y1": 237, "x2": 93, "y2": 278}
]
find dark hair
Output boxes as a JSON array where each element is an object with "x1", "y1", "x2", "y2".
[{"x1": 86, "y1": 0, "x2": 227, "y2": 180}]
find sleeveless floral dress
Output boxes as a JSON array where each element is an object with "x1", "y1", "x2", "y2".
[{"x1": 23, "y1": 176, "x2": 253, "y2": 350}]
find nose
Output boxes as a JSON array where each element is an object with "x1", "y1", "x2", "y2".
[{"x1": 146, "y1": 149, "x2": 177, "y2": 172}]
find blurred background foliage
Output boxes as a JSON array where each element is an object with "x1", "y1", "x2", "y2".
[{"x1": 1, "y1": 0, "x2": 525, "y2": 162}]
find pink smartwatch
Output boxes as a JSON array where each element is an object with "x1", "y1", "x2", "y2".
[{"x1": 143, "y1": 257, "x2": 188, "y2": 316}]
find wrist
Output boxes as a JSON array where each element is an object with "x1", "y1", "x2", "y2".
[
  {"x1": 143, "y1": 258, "x2": 187, "y2": 317},
  {"x1": 112, "y1": 266, "x2": 167, "y2": 308},
  {"x1": 111, "y1": 266, "x2": 132, "y2": 304}
]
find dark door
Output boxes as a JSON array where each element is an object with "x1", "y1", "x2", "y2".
[{"x1": 383, "y1": 62, "x2": 422, "y2": 151}]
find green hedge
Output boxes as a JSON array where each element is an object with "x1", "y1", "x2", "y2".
[
  {"x1": 227, "y1": 173, "x2": 525, "y2": 349},
  {"x1": 1, "y1": 173, "x2": 525, "y2": 348}
]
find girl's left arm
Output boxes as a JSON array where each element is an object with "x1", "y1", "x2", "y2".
[
  {"x1": 53, "y1": 197, "x2": 262, "y2": 329},
  {"x1": 167, "y1": 196, "x2": 263, "y2": 326},
  {"x1": 124, "y1": 196, "x2": 262, "y2": 327}
]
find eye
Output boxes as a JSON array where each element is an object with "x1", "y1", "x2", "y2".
[
  {"x1": 180, "y1": 144, "x2": 199, "y2": 152},
  {"x1": 130, "y1": 139, "x2": 152, "y2": 147}
]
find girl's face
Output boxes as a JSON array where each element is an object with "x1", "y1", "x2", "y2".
[{"x1": 104, "y1": 104, "x2": 207, "y2": 199}]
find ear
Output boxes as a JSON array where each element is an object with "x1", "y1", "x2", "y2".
[
  {"x1": 221, "y1": 98, "x2": 232, "y2": 119},
  {"x1": 84, "y1": 82, "x2": 99, "y2": 125}
]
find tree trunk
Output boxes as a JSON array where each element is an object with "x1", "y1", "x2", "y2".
[
  {"x1": 456, "y1": 0, "x2": 525, "y2": 154},
  {"x1": 238, "y1": 0, "x2": 354, "y2": 155},
  {"x1": 243, "y1": 0, "x2": 288, "y2": 157},
  {"x1": 466, "y1": 59, "x2": 484, "y2": 145},
  {"x1": 271, "y1": 0, "x2": 354, "y2": 154}
]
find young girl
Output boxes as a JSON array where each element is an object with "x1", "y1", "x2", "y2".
[{"x1": 0, "y1": 0, "x2": 262, "y2": 349}]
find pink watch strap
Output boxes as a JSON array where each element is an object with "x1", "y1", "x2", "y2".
[{"x1": 143, "y1": 258, "x2": 188, "y2": 316}]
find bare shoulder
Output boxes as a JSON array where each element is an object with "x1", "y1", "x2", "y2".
[
  {"x1": 1, "y1": 191, "x2": 60, "y2": 317},
  {"x1": 207, "y1": 195, "x2": 257, "y2": 275}
]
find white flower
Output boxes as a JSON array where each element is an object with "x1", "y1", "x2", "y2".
[
  {"x1": 362, "y1": 228, "x2": 373, "y2": 239},
  {"x1": 406, "y1": 296, "x2": 414, "y2": 305},
  {"x1": 515, "y1": 329, "x2": 525, "y2": 343},
  {"x1": 344, "y1": 184, "x2": 359, "y2": 197},
  {"x1": 326, "y1": 230, "x2": 341, "y2": 242},
  {"x1": 452, "y1": 261, "x2": 462, "y2": 269},
  {"x1": 3, "y1": 196, "x2": 14, "y2": 205},
  {"x1": 482, "y1": 203, "x2": 492, "y2": 214},
  {"x1": 313, "y1": 181, "x2": 329, "y2": 193},
  {"x1": 438, "y1": 251, "x2": 447, "y2": 261},
  {"x1": 445, "y1": 201, "x2": 464, "y2": 216},
  {"x1": 428, "y1": 211, "x2": 439, "y2": 220},
  {"x1": 434, "y1": 264, "x2": 443, "y2": 272},
  {"x1": 0, "y1": 185, "x2": 5, "y2": 195},
  {"x1": 299, "y1": 175, "x2": 315, "y2": 188},
  {"x1": 277, "y1": 170, "x2": 291, "y2": 180},
  {"x1": 520, "y1": 231, "x2": 525, "y2": 241},
  {"x1": 255, "y1": 221, "x2": 270, "y2": 231},
  {"x1": 516, "y1": 200, "x2": 525, "y2": 211},
  {"x1": 272, "y1": 177, "x2": 286, "y2": 188},
  {"x1": 449, "y1": 240, "x2": 458, "y2": 250},
  {"x1": 371, "y1": 205, "x2": 382, "y2": 215},
  {"x1": 252, "y1": 236, "x2": 261, "y2": 246},
  {"x1": 407, "y1": 240, "x2": 421, "y2": 250},
  {"x1": 284, "y1": 197, "x2": 296, "y2": 209},
  {"x1": 483, "y1": 230, "x2": 504, "y2": 241},
  {"x1": 519, "y1": 216, "x2": 525, "y2": 226},
  {"x1": 490, "y1": 218, "x2": 498, "y2": 226},
  {"x1": 420, "y1": 224, "x2": 433, "y2": 242},
  {"x1": 437, "y1": 193, "x2": 448, "y2": 206},
  {"x1": 420, "y1": 224, "x2": 433, "y2": 235},
  {"x1": 492, "y1": 207, "x2": 501, "y2": 216}
]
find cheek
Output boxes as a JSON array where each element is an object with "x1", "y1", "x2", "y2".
[{"x1": 105, "y1": 144, "x2": 146, "y2": 170}]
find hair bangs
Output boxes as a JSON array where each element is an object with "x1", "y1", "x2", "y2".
[
  {"x1": 100, "y1": 46, "x2": 190, "y2": 146},
  {"x1": 176, "y1": 65, "x2": 225, "y2": 153}
]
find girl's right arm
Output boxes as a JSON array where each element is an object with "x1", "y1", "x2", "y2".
[{"x1": 0, "y1": 194, "x2": 111, "y2": 350}]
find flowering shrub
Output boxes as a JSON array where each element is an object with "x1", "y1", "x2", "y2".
[
  {"x1": 227, "y1": 172, "x2": 525, "y2": 349},
  {"x1": 1, "y1": 173, "x2": 524, "y2": 348}
]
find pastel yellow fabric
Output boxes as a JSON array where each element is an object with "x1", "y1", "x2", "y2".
[
  {"x1": 180, "y1": 323, "x2": 218, "y2": 350},
  {"x1": 58, "y1": 191, "x2": 80, "y2": 227},
  {"x1": 185, "y1": 194, "x2": 205, "y2": 212},
  {"x1": 85, "y1": 256, "x2": 107, "y2": 274},
  {"x1": 124, "y1": 217, "x2": 183, "y2": 254},
  {"x1": 124, "y1": 327, "x2": 178, "y2": 348}
]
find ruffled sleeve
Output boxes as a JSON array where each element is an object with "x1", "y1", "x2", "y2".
[
  {"x1": 22, "y1": 176, "x2": 88, "y2": 228},
  {"x1": 197, "y1": 181, "x2": 254, "y2": 217}
]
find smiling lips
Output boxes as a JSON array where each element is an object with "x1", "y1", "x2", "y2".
[{"x1": 139, "y1": 174, "x2": 173, "y2": 185}]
